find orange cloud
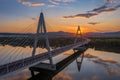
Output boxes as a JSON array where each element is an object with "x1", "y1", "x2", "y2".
[
  {"x1": 18, "y1": 0, "x2": 45, "y2": 6},
  {"x1": 88, "y1": 22, "x2": 100, "y2": 25},
  {"x1": 49, "y1": 0, "x2": 75, "y2": 5}
]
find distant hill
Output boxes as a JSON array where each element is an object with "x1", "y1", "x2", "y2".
[
  {"x1": 85, "y1": 31, "x2": 120, "y2": 37},
  {"x1": 0, "y1": 31, "x2": 75, "y2": 38},
  {"x1": 48, "y1": 31, "x2": 75, "y2": 37},
  {"x1": 1, "y1": 31, "x2": 120, "y2": 38}
]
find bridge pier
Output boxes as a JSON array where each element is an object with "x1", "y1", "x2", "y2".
[{"x1": 31, "y1": 70, "x2": 35, "y2": 77}]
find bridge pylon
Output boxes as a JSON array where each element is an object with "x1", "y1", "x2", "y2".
[
  {"x1": 32, "y1": 12, "x2": 54, "y2": 67},
  {"x1": 73, "y1": 26, "x2": 85, "y2": 52},
  {"x1": 74, "y1": 25, "x2": 83, "y2": 44}
]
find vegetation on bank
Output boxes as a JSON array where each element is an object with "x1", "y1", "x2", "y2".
[
  {"x1": 0, "y1": 37, "x2": 76, "y2": 48},
  {"x1": 0, "y1": 37, "x2": 120, "y2": 53},
  {"x1": 88, "y1": 37, "x2": 120, "y2": 53}
]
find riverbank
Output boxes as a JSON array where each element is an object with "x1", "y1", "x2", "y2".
[{"x1": 88, "y1": 37, "x2": 120, "y2": 53}]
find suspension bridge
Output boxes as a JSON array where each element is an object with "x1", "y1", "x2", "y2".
[{"x1": 0, "y1": 12, "x2": 90, "y2": 78}]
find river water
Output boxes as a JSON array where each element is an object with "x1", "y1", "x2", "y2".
[{"x1": 1, "y1": 46, "x2": 120, "y2": 80}]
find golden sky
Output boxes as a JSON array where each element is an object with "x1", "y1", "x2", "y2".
[{"x1": 0, "y1": 0, "x2": 120, "y2": 33}]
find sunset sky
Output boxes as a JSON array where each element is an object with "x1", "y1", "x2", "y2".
[{"x1": 0, "y1": 0, "x2": 120, "y2": 33}]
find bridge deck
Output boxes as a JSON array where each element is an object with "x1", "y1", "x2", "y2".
[{"x1": 0, "y1": 39, "x2": 90, "y2": 78}]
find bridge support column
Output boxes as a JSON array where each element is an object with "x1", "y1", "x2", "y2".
[
  {"x1": 73, "y1": 26, "x2": 84, "y2": 52},
  {"x1": 31, "y1": 70, "x2": 35, "y2": 77},
  {"x1": 32, "y1": 12, "x2": 54, "y2": 68},
  {"x1": 74, "y1": 25, "x2": 83, "y2": 44}
]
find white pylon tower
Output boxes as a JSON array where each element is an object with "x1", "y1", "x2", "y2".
[
  {"x1": 32, "y1": 12, "x2": 54, "y2": 67},
  {"x1": 74, "y1": 25, "x2": 83, "y2": 44}
]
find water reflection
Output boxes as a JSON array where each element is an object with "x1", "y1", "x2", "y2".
[
  {"x1": 28, "y1": 50, "x2": 85, "y2": 80},
  {"x1": 0, "y1": 45, "x2": 47, "y2": 65},
  {"x1": 2, "y1": 48, "x2": 120, "y2": 80},
  {"x1": 84, "y1": 53, "x2": 120, "y2": 76},
  {"x1": 76, "y1": 53, "x2": 84, "y2": 72}
]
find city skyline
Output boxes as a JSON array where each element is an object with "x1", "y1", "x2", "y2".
[{"x1": 0, "y1": 0, "x2": 120, "y2": 33}]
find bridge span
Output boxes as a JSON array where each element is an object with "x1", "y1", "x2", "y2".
[{"x1": 0, "y1": 39, "x2": 90, "y2": 78}]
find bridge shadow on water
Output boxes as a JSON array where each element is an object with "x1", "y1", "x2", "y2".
[{"x1": 28, "y1": 49, "x2": 85, "y2": 80}]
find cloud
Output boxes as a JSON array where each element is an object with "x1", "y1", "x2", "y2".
[
  {"x1": 106, "y1": 0, "x2": 116, "y2": 3},
  {"x1": 90, "y1": 5, "x2": 117, "y2": 13},
  {"x1": 18, "y1": 0, "x2": 76, "y2": 7},
  {"x1": 88, "y1": 22, "x2": 100, "y2": 25},
  {"x1": 98, "y1": 8, "x2": 116, "y2": 13},
  {"x1": 18, "y1": 0, "x2": 45, "y2": 6},
  {"x1": 59, "y1": 0, "x2": 75, "y2": 2},
  {"x1": 48, "y1": 4, "x2": 56, "y2": 7},
  {"x1": 31, "y1": 17, "x2": 37, "y2": 21},
  {"x1": 63, "y1": 13, "x2": 98, "y2": 18},
  {"x1": 90, "y1": 5, "x2": 107, "y2": 13},
  {"x1": 48, "y1": 0, "x2": 59, "y2": 5},
  {"x1": 48, "y1": 0, "x2": 75, "y2": 5},
  {"x1": 90, "y1": 0, "x2": 120, "y2": 13},
  {"x1": 63, "y1": 0, "x2": 120, "y2": 19}
]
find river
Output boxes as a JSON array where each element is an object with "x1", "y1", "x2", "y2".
[{"x1": 0, "y1": 46, "x2": 120, "y2": 80}]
